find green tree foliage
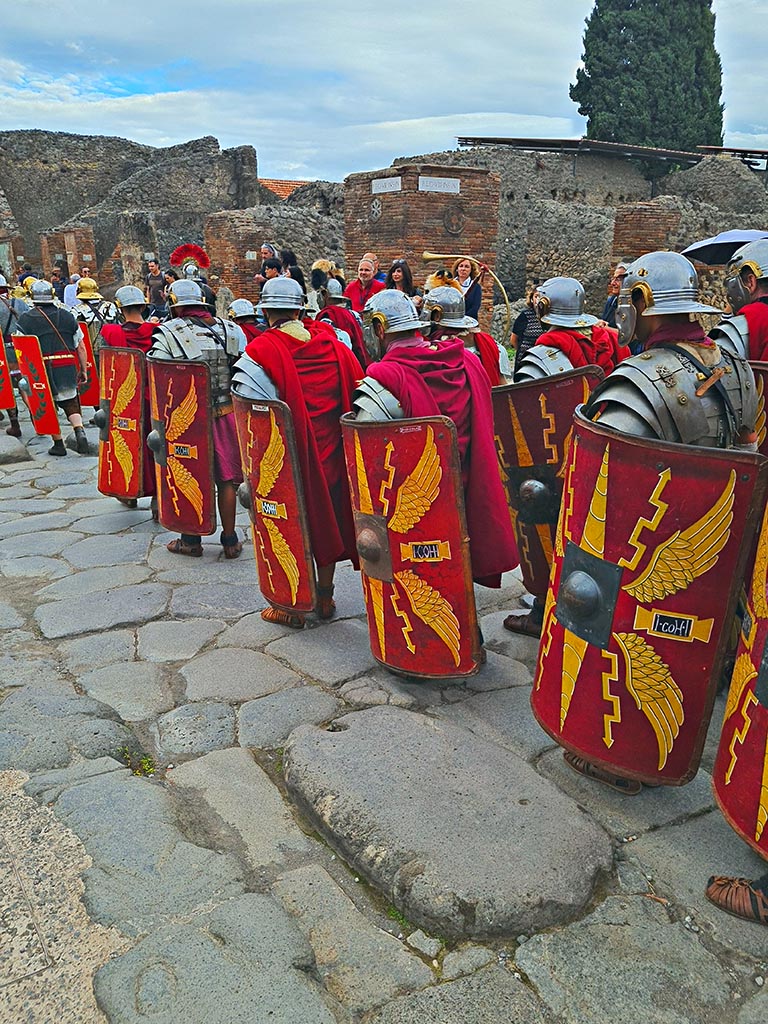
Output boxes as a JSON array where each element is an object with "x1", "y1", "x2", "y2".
[{"x1": 570, "y1": 0, "x2": 724, "y2": 152}]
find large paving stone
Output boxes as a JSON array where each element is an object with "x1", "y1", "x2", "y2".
[
  {"x1": 149, "y1": 535, "x2": 257, "y2": 583},
  {"x1": 0, "y1": 511, "x2": 80, "y2": 539},
  {"x1": 46, "y1": 770, "x2": 245, "y2": 936},
  {"x1": 337, "y1": 670, "x2": 419, "y2": 710},
  {"x1": 463, "y1": 650, "x2": 532, "y2": 692},
  {"x1": 137, "y1": 618, "x2": 227, "y2": 662},
  {"x1": 364, "y1": 965, "x2": 553, "y2": 1024},
  {"x1": 0, "y1": 497, "x2": 66, "y2": 513},
  {"x1": 26, "y1": 755, "x2": 131, "y2": 802},
  {"x1": 169, "y1": 748, "x2": 312, "y2": 869},
  {"x1": 0, "y1": 601, "x2": 24, "y2": 628},
  {"x1": 35, "y1": 564, "x2": 152, "y2": 601},
  {"x1": 69, "y1": 509, "x2": 154, "y2": 534},
  {"x1": 0, "y1": 530, "x2": 84, "y2": 557},
  {"x1": 0, "y1": 685, "x2": 133, "y2": 772},
  {"x1": 435, "y1": 687, "x2": 556, "y2": 761},
  {"x1": 181, "y1": 648, "x2": 300, "y2": 702},
  {"x1": 60, "y1": 629, "x2": 136, "y2": 673},
  {"x1": 516, "y1": 895, "x2": 734, "y2": 1024},
  {"x1": 0, "y1": 555, "x2": 70, "y2": 579},
  {"x1": 79, "y1": 662, "x2": 173, "y2": 722},
  {"x1": 151, "y1": 702, "x2": 236, "y2": 758},
  {"x1": 238, "y1": 687, "x2": 343, "y2": 748},
  {"x1": 46, "y1": 483, "x2": 101, "y2": 499},
  {"x1": 35, "y1": 583, "x2": 170, "y2": 638},
  {"x1": 480, "y1": 609, "x2": 541, "y2": 669},
  {"x1": 0, "y1": 653, "x2": 65, "y2": 688},
  {"x1": 740, "y1": 991, "x2": 768, "y2": 1024},
  {"x1": 631, "y1": 810, "x2": 768, "y2": 959},
  {"x1": 266, "y1": 619, "x2": 376, "y2": 685},
  {"x1": 0, "y1": 433, "x2": 32, "y2": 464},
  {"x1": 33, "y1": 468, "x2": 94, "y2": 488},
  {"x1": 94, "y1": 895, "x2": 336, "y2": 1024},
  {"x1": 536, "y1": 748, "x2": 716, "y2": 837},
  {"x1": 285, "y1": 706, "x2": 612, "y2": 939},
  {"x1": 215, "y1": 610, "x2": 298, "y2": 649},
  {"x1": 274, "y1": 864, "x2": 433, "y2": 1014},
  {"x1": 62, "y1": 533, "x2": 152, "y2": 568},
  {"x1": 170, "y1": 583, "x2": 263, "y2": 620}
]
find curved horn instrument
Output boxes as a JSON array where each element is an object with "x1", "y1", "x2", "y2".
[{"x1": 421, "y1": 252, "x2": 512, "y2": 345}]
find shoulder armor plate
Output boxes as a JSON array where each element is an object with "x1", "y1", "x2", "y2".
[
  {"x1": 352, "y1": 377, "x2": 404, "y2": 422},
  {"x1": 231, "y1": 356, "x2": 279, "y2": 400},
  {"x1": 513, "y1": 345, "x2": 575, "y2": 382}
]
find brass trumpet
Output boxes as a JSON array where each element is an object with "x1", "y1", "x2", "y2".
[{"x1": 421, "y1": 252, "x2": 511, "y2": 345}]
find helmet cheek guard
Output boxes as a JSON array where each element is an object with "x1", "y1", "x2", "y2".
[
  {"x1": 535, "y1": 294, "x2": 551, "y2": 321},
  {"x1": 616, "y1": 295, "x2": 637, "y2": 347},
  {"x1": 726, "y1": 274, "x2": 751, "y2": 315},
  {"x1": 363, "y1": 310, "x2": 387, "y2": 361}
]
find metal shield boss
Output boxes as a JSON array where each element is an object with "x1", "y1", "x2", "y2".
[
  {"x1": 233, "y1": 395, "x2": 317, "y2": 615},
  {"x1": 714, "y1": 492, "x2": 768, "y2": 859},
  {"x1": 492, "y1": 366, "x2": 604, "y2": 600},
  {"x1": 95, "y1": 347, "x2": 146, "y2": 500},
  {"x1": 147, "y1": 359, "x2": 216, "y2": 535},
  {"x1": 12, "y1": 335, "x2": 60, "y2": 436},
  {"x1": 0, "y1": 344, "x2": 14, "y2": 410},
  {"x1": 342, "y1": 413, "x2": 482, "y2": 678},
  {"x1": 532, "y1": 410, "x2": 768, "y2": 786}
]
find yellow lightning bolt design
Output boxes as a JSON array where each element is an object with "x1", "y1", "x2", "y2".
[
  {"x1": 602, "y1": 650, "x2": 621, "y2": 748},
  {"x1": 534, "y1": 587, "x2": 556, "y2": 692},
  {"x1": 757, "y1": 733, "x2": 768, "y2": 842},
  {"x1": 365, "y1": 577, "x2": 386, "y2": 660},
  {"x1": 618, "y1": 467, "x2": 671, "y2": 571},
  {"x1": 535, "y1": 522, "x2": 554, "y2": 568},
  {"x1": 354, "y1": 431, "x2": 374, "y2": 515},
  {"x1": 390, "y1": 584, "x2": 415, "y2": 653},
  {"x1": 379, "y1": 440, "x2": 396, "y2": 516},
  {"x1": 556, "y1": 435, "x2": 578, "y2": 558},
  {"x1": 726, "y1": 690, "x2": 759, "y2": 785},
  {"x1": 518, "y1": 524, "x2": 534, "y2": 583},
  {"x1": 245, "y1": 412, "x2": 255, "y2": 476},
  {"x1": 507, "y1": 395, "x2": 534, "y2": 466},
  {"x1": 539, "y1": 392, "x2": 557, "y2": 464}
]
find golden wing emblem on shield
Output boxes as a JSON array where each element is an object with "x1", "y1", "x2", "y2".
[
  {"x1": 614, "y1": 632, "x2": 684, "y2": 770},
  {"x1": 388, "y1": 426, "x2": 442, "y2": 534},
  {"x1": 264, "y1": 518, "x2": 300, "y2": 603},
  {"x1": 113, "y1": 357, "x2": 138, "y2": 417},
  {"x1": 257, "y1": 410, "x2": 285, "y2": 498},
  {"x1": 623, "y1": 470, "x2": 735, "y2": 604},
  {"x1": 395, "y1": 568, "x2": 461, "y2": 666},
  {"x1": 168, "y1": 455, "x2": 204, "y2": 524},
  {"x1": 724, "y1": 651, "x2": 758, "y2": 721},
  {"x1": 111, "y1": 429, "x2": 134, "y2": 490},
  {"x1": 167, "y1": 377, "x2": 198, "y2": 443}
]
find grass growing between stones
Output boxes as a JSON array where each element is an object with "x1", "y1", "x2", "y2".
[
  {"x1": 117, "y1": 745, "x2": 157, "y2": 777},
  {"x1": 386, "y1": 904, "x2": 415, "y2": 934}
]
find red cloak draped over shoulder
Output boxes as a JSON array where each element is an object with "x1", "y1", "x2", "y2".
[
  {"x1": 365, "y1": 337, "x2": 518, "y2": 586},
  {"x1": 742, "y1": 300, "x2": 768, "y2": 361},
  {"x1": 244, "y1": 320, "x2": 361, "y2": 567},
  {"x1": 316, "y1": 305, "x2": 367, "y2": 369},
  {"x1": 537, "y1": 324, "x2": 629, "y2": 374},
  {"x1": 473, "y1": 331, "x2": 502, "y2": 386}
]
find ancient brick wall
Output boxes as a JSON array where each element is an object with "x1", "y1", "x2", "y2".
[
  {"x1": 344, "y1": 164, "x2": 499, "y2": 327},
  {"x1": 39, "y1": 226, "x2": 97, "y2": 281}
]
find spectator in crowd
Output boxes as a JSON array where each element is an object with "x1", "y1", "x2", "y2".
[
  {"x1": 62, "y1": 273, "x2": 80, "y2": 308},
  {"x1": 253, "y1": 242, "x2": 280, "y2": 292},
  {"x1": 285, "y1": 265, "x2": 308, "y2": 301},
  {"x1": 363, "y1": 252, "x2": 386, "y2": 284},
  {"x1": 344, "y1": 257, "x2": 385, "y2": 312},
  {"x1": 453, "y1": 257, "x2": 483, "y2": 321},
  {"x1": 50, "y1": 267, "x2": 67, "y2": 302},
  {"x1": 384, "y1": 258, "x2": 423, "y2": 310},
  {"x1": 280, "y1": 249, "x2": 297, "y2": 273},
  {"x1": 162, "y1": 268, "x2": 179, "y2": 303},
  {"x1": 510, "y1": 286, "x2": 545, "y2": 375},
  {"x1": 601, "y1": 261, "x2": 629, "y2": 328},
  {"x1": 144, "y1": 259, "x2": 167, "y2": 318},
  {"x1": 17, "y1": 263, "x2": 33, "y2": 285}
]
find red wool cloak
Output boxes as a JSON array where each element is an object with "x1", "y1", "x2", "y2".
[
  {"x1": 244, "y1": 320, "x2": 361, "y2": 567},
  {"x1": 537, "y1": 324, "x2": 629, "y2": 374},
  {"x1": 742, "y1": 300, "x2": 768, "y2": 361},
  {"x1": 317, "y1": 305, "x2": 367, "y2": 369},
  {"x1": 472, "y1": 332, "x2": 502, "y2": 386},
  {"x1": 365, "y1": 337, "x2": 518, "y2": 586}
]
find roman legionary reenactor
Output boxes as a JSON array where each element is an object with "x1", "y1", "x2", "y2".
[
  {"x1": 98, "y1": 285, "x2": 157, "y2": 512},
  {"x1": 532, "y1": 251, "x2": 767, "y2": 799},
  {"x1": 0, "y1": 272, "x2": 28, "y2": 438},
  {"x1": 169, "y1": 243, "x2": 217, "y2": 313},
  {"x1": 710, "y1": 239, "x2": 768, "y2": 363},
  {"x1": 514, "y1": 276, "x2": 629, "y2": 382},
  {"x1": 71, "y1": 277, "x2": 119, "y2": 358},
  {"x1": 17, "y1": 279, "x2": 90, "y2": 455},
  {"x1": 231, "y1": 276, "x2": 361, "y2": 627},
  {"x1": 227, "y1": 299, "x2": 265, "y2": 346},
  {"x1": 315, "y1": 279, "x2": 367, "y2": 369},
  {"x1": 148, "y1": 279, "x2": 246, "y2": 558},
  {"x1": 420, "y1": 285, "x2": 512, "y2": 386}
]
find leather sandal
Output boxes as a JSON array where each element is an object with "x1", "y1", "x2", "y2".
[
  {"x1": 167, "y1": 537, "x2": 203, "y2": 557},
  {"x1": 220, "y1": 531, "x2": 243, "y2": 560},
  {"x1": 261, "y1": 606, "x2": 305, "y2": 629},
  {"x1": 706, "y1": 876, "x2": 768, "y2": 926},
  {"x1": 563, "y1": 751, "x2": 642, "y2": 795},
  {"x1": 503, "y1": 609, "x2": 543, "y2": 637},
  {"x1": 117, "y1": 498, "x2": 138, "y2": 509},
  {"x1": 316, "y1": 585, "x2": 336, "y2": 620}
]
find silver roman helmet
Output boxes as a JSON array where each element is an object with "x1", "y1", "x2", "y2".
[
  {"x1": 725, "y1": 240, "x2": 768, "y2": 314},
  {"x1": 114, "y1": 285, "x2": 146, "y2": 310},
  {"x1": 30, "y1": 279, "x2": 55, "y2": 304},
  {"x1": 259, "y1": 277, "x2": 304, "y2": 310},
  {"x1": 362, "y1": 289, "x2": 422, "y2": 361},
  {"x1": 536, "y1": 277, "x2": 598, "y2": 328},
  {"x1": 227, "y1": 298, "x2": 255, "y2": 320},
  {"x1": 616, "y1": 251, "x2": 721, "y2": 347},
  {"x1": 420, "y1": 285, "x2": 478, "y2": 332},
  {"x1": 167, "y1": 279, "x2": 204, "y2": 309}
]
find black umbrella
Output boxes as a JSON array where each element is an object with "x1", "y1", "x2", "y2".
[{"x1": 681, "y1": 229, "x2": 768, "y2": 266}]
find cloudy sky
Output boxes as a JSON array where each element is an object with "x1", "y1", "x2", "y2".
[{"x1": 0, "y1": 0, "x2": 764, "y2": 182}]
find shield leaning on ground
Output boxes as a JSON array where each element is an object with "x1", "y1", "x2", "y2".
[
  {"x1": 492, "y1": 366, "x2": 604, "y2": 601},
  {"x1": 532, "y1": 409, "x2": 768, "y2": 786},
  {"x1": 233, "y1": 394, "x2": 317, "y2": 615},
  {"x1": 12, "y1": 334, "x2": 61, "y2": 436},
  {"x1": 95, "y1": 346, "x2": 146, "y2": 500},
  {"x1": 147, "y1": 358, "x2": 216, "y2": 535},
  {"x1": 77, "y1": 323, "x2": 100, "y2": 407},
  {"x1": 342, "y1": 413, "x2": 482, "y2": 679}
]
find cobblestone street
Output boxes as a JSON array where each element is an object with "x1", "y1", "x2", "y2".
[{"x1": 2, "y1": 417, "x2": 768, "y2": 1024}]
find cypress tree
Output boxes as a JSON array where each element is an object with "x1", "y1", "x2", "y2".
[{"x1": 570, "y1": 0, "x2": 724, "y2": 153}]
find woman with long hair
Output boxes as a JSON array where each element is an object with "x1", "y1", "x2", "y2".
[{"x1": 385, "y1": 258, "x2": 422, "y2": 310}]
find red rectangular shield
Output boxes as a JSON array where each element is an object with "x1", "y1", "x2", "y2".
[
  {"x1": 97, "y1": 347, "x2": 146, "y2": 500},
  {"x1": 532, "y1": 410, "x2": 768, "y2": 786},
  {"x1": 492, "y1": 367, "x2": 604, "y2": 599},
  {"x1": 0, "y1": 346, "x2": 14, "y2": 410},
  {"x1": 342, "y1": 414, "x2": 482, "y2": 679},
  {"x1": 77, "y1": 323, "x2": 100, "y2": 407},
  {"x1": 233, "y1": 395, "x2": 317, "y2": 614},
  {"x1": 148, "y1": 359, "x2": 216, "y2": 535},
  {"x1": 13, "y1": 334, "x2": 61, "y2": 436}
]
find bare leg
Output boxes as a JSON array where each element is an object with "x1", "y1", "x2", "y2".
[
  {"x1": 316, "y1": 563, "x2": 336, "y2": 619},
  {"x1": 218, "y1": 481, "x2": 242, "y2": 558}
]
